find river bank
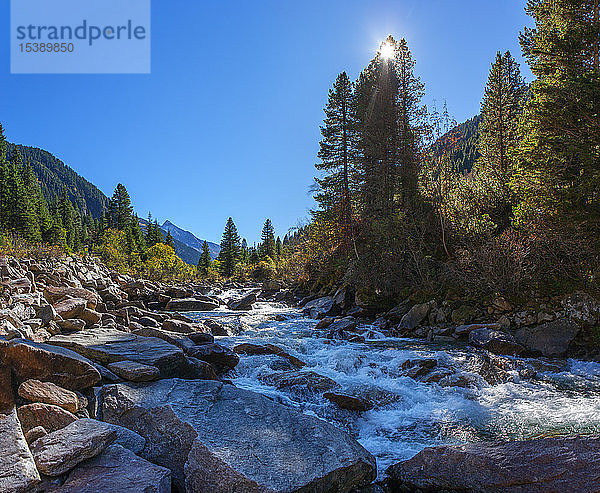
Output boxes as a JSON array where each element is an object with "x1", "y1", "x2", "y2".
[{"x1": 1, "y1": 254, "x2": 600, "y2": 492}]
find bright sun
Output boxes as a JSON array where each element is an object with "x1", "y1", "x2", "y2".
[{"x1": 379, "y1": 42, "x2": 394, "y2": 60}]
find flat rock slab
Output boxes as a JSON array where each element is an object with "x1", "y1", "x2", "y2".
[
  {"x1": 133, "y1": 327, "x2": 195, "y2": 352},
  {"x1": 48, "y1": 328, "x2": 187, "y2": 378},
  {"x1": 469, "y1": 328, "x2": 525, "y2": 356},
  {"x1": 166, "y1": 297, "x2": 219, "y2": 311},
  {"x1": 17, "y1": 402, "x2": 77, "y2": 434},
  {"x1": 1, "y1": 339, "x2": 101, "y2": 390},
  {"x1": 107, "y1": 360, "x2": 160, "y2": 382},
  {"x1": 18, "y1": 379, "x2": 80, "y2": 413},
  {"x1": 56, "y1": 444, "x2": 171, "y2": 493},
  {"x1": 103, "y1": 379, "x2": 376, "y2": 493},
  {"x1": 0, "y1": 408, "x2": 40, "y2": 493},
  {"x1": 386, "y1": 437, "x2": 600, "y2": 492},
  {"x1": 30, "y1": 418, "x2": 116, "y2": 476}
]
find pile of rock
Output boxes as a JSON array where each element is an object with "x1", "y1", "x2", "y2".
[
  {"x1": 0, "y1": 255, "x2": 376, "y2": 492},
  {"x1": 303, "y1": 287, "x2": 592, "y2": 358}
]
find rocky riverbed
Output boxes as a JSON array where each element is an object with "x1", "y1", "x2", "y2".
[{"x1": 1, "y1": 255, "x2": 600, "y2": 492}]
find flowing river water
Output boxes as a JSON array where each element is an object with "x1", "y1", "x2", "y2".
[{"x1": 188, "y1": 294, "x2": 600, "y2": 477}]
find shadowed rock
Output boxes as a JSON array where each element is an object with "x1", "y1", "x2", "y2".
[
  {"x1": 57, "y1": 444, "x2": 171, "y2": 493},
  {"x1": 515, "y1": 319, "x2": 580, "y2": 357},
  {"x1": 386, "y1": 437, "x2": 600, "y2": 492}
]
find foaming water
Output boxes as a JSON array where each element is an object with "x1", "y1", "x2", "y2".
[{"x1": 188, "y1": 296, "x2": 600, "y2": 476}]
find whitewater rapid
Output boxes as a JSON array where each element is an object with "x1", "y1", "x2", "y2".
[{"x1": 189, "y1": 298, "x2": 600, "y2": 477}]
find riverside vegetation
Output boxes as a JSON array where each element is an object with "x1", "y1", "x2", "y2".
[{"x1": 2, "y1": 0, "x2": 600, "y2": 491}]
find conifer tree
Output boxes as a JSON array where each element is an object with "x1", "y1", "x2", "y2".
[
  {"x1": 314, "y1": 71, "x2": 356, "y2": 247},
  {"x1": 260, "y1": 219, "x2": 276, "y2": 259},
  {"x1": 217, "y1": 217, "x2": 241, "y2": 277},
  {"x1": 276, "y1": 236, "x2": 282, "y2": 257},
  {"x1": 241, "y1": 238, "x2": 249, "y2": 263},
  {"x1": 354, "y1": 36, "x2": 426, "y2": 222},
  {"x1": 197, "y1": 240, "x2": 212, "y2": 275},
  {"x1": 108, "y1": 184, "x2": 133, "y2": 230},
  {"x1": 477, "y1": 51, "x2": 526, "y2": 228},
  {"x1": 164, "y1": 231, "x2": 175, "y2": 249},
  {"x1": 513, "y1": 0, "x2": 600, "y2": 215}
]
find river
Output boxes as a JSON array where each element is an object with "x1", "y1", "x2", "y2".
[{"x1": 188, "y1": 295, "x2": 600, "y2": 477}]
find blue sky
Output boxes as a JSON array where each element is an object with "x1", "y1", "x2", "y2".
[{"x1": 0, "y1": 0, "x2": 533, "y2": 244}]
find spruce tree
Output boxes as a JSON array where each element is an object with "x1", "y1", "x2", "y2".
[
  {"x1": 513, "y1": 0, "x2": 600, "y2": 215},
  {"x1": 276, "y1": 236, "x2": 282, "y2": 257},
  {"x1": 354, "y1": 36, "x2": 426, "y2": 222},
  {"x1": 477, "y1": 51, "x2": 526, "y2": 228},
  {"x1": 198, "y1": 240, "x2": 212, "y2": 275},
  {"x1": 217, "y1": 217, "x2": 241, "y2": 277},
  {"x1": 108, "y1": 184, "x2": 133, "y2": 230},
  {"x1": 314, "y1": 71, "x2": 356, "y2": 247},
  {"x1": 260, "y1": 219, "x2": 276, "y2": 259},
  {"x1": 164, "y1": 231, "x2": 175, "y2": 249}
]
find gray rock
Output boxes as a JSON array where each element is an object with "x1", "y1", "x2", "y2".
[
  {"x1": 102, "y1": 379, "x2": 376, "y2": 493},
  {"x1": 105, "y1": 424, "x2": 146, "y2": 454},
  {"x1": 30, "y1": 418, "x2": 116, "y2": 476},
  {"x1": 166, "y1": 297, "x2": 219, "y2": 311},
  {"x1": 454, "y1": 322, "x2": 501, "y2": 338},
  {"x1": 303, "y1": 296, "x2": 338, "y2": 319},
  {"x1": 57, "y1": 319, "x2": 86, "y2": 332},
  {"x1": 326, "y1": 316, "x2": 359, "y2": 339},
  {"x1": 161, "y1": 319, "x2": 195, "y2": 334},
  {"x1": 48, "y1": 328, "x2": 188, "y2": 378},
  {"x1": 0, "y1": 408, "x2": 40, "y2": 493},
  {"x1": 386, "y1": 436, "x2": 600, "y2": 492},
  {"x1": 24, "y1": 425, "x2": 47, "y2": 444},
  {"x1": 38, "y1": 304, "x2": 58, "y2": 325},
  {"x1": 57, "y1": 444, "x2": 171, "y2": 493},
  {"x1": 398, "y1": 302, "x2": 432, "y2": 330},
  {"x1": 469, "y1": 328, "x2": 525, "y2": 356},
  {"x1": 227, "y1": 292, "x2": 257, "y2": 311},
  {"x1": 133, "y1": 327, "x2": 195, "y2": 352},
  {"x1": 107, "y1": 360, "x2": 160, "y2": 382},
  {"x1": 515, "y1": 319, "x2": 580, "y2": 357},
  {"x1": 187, "y1": 343, "x2": 239, "y2": 371}
]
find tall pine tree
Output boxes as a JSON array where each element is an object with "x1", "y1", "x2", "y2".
[
  {"x1": 217, "y1": 217, "x2": 241, "y2": 277},
  {"x1": 197, "y1": 240, "x2": 212, "y2": 275}
]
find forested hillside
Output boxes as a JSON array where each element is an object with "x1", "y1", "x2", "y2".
[{"x1": 6, "y1": 144, "x2": 108, "y2": 218}]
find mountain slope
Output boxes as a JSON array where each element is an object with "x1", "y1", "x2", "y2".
[
  {"x1": 431, "y1": 114, "x2": 481, "y2": 174},
  {"x1": 7, "y1": 143, "x2": 109, "y2": 218},
  {"x1": 161, "y1": 220, "x2": 220, "y2": 259}
]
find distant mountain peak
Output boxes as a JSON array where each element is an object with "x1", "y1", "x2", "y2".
[{"x1": 160, "y1": 219, "x2": 220, "y2": 262}]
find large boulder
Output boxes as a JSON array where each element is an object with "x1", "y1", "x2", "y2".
[
  {"x1": 233, "y1": 343, "x2": 306, "y2": 368},
  {"x1": 107, "y1": 360, "x2": 160, "y2": 382},
  {"x1": 187, "y1": 343, "x2": 239, "y2": 371},
  {"x1": 515, "y1": 319, "x2": 580, "y2": 357},
  {"x1": 227, "y1": 292, "x2": 257, "y2": 311},
  {"x1": 44, "y1": 286, "x2": 100, "y2": 310},
  {"x1": 103, "y1": 379, "x2": 376, "y2": 492},
  {"x1": 18, "y1": 379, "x2": 80, "y2": 414},
  {"x1": 133, "y1": 327, "x2": 195, "y2": 352},
  {"x1": 17, "y1": 402, "x2": 77, "y2": 434},
  {"x1": 48, "y1": 328, "x2": 188, "y2": 378},
  {"x1": 30, "y1": 418, "x2": 116, "y2": 476},
  {"x1": 398, "y1": 302, "x2": 432, "y2": 330},
  {"x1": 386, "y1": 437, "x2": 600, "y2": 492},
  {"x1": 53, "y1": 298, "x2": 87, "y2": 320},
  {"x1": 303, "y1": 296, "x2": 339, "y2": 319},
  {"x1": 469, "y1": 328, "x2": 525, "y2": 356},
  {"x1": 0, "y1": 408, "x2": 40, "y2": 493},
  {"x1": 1, "y1": 339, "x2": 101, "y2": 390},
  {"x1": 166, "y1": 297, "x2": 219, "y2": 312},
  {"x1": 57, "y1": 444, "x2": 171, "y2": 493}
]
